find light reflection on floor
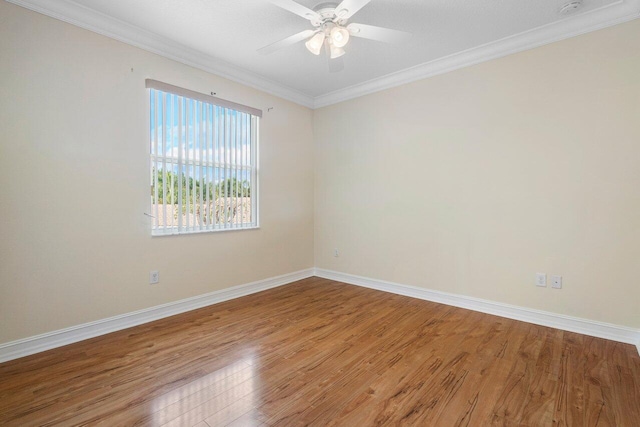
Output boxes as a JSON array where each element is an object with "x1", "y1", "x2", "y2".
[{"x1": 151, "y1": 351, "x2": 257, "y2": 426}]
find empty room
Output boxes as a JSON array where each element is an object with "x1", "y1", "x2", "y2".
[{"x1": 1, "y1": 0, "x2": 639, "y2": 425}]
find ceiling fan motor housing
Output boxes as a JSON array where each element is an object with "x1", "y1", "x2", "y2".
[{"x1": 312, "y1": 2, "x2": 348, "y2": 26}]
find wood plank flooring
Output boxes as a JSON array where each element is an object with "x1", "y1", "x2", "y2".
[{"x1": 1, "y1": 277, "x2": 639, "y2": 426}]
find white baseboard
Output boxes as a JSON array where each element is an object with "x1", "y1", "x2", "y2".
[
  {"x1": 2, "y1": 267, "x2": 638, "y2": 363},
  {"x1": 314, "y1": 268, "x2": 640, "y2": 353},
  {"x1": 0, "y1": 268, "x2": 314, "y2": 363}
]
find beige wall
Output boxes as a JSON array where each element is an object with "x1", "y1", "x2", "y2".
[
  {"x1": 314, "y1": 20, "x2": 640, "y2": 328},
  {"x1": 2, "y1": 2, "x2": 639, "y2": 346},
  {"x1": 0, "y1": 3, "x2": 314, "y2": 343}
]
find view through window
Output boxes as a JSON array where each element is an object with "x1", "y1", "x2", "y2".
[{"x1": 148, "y1": 81, "x2": 259, "y2": 235}]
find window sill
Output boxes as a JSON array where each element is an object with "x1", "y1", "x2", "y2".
[{"x1": 151, "y1": 226, "x2": 260, "y2": 237}]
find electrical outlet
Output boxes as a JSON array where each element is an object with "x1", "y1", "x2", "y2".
[
  {"x1": 536, "y1": 273, "x2": 547, "y2": 287},
  {"x1": 150, "y1": 270, "x2": 159, "y2": 284},
  {"x1": 551, "y1": 275, "x2": 562, "y2": 289},
  {"x1": 334, "y1": 248, "x2": 339, "y2": 257}
]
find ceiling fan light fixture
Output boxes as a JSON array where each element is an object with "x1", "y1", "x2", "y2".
[
  {"x1": 260, "y1": 0, "x2": 413, "y2": 69},
  {"x1": 330, "y1": 26, "x2": 350, "y2": 48},
  {"x1": 329, "y1": 44, "x2": 345, "y2": 59},
  {"x1": 305, "y1": 32, "x2": 325, "y2": 55}
]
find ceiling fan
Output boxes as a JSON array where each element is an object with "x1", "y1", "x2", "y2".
[{"x1": 258, "y1": 0, "x2": 411, "y2": 71}]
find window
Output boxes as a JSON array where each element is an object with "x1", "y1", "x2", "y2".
[{"x1": 147, "y1": 80, "x2": 260, "y2": 235}]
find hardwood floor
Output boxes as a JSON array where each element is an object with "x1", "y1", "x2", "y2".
[{"x1": 1, "y1": 277, "x2": 639, "y2": 426}]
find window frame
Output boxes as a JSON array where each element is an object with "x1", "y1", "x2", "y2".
[{"x1": 146, "y1": 80, "x2": 261, "y2": 236}]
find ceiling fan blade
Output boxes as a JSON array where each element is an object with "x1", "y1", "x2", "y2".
[
  {"x1": 347, "y1": 23, "x2": 412, "y2": 43},
  {"x1": 334, "y1": 0, "x2": 371, "y2": 20},
  {"x1": 329, "y1": 56, "x2": 345, "y2": 73},
  {"x1": 257, "y1": 29, "x2": 315, "y2": 55},
  {"x1": 269, "y1": 0, "x2": 322, "y2": 23}
]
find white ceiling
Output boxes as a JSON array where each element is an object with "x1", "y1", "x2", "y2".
[{"x1": 8, "y1": 0, "x2": 640, "y2": 107}]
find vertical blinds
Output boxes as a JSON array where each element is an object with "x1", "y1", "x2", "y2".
[{"x1": 147, "y1": 80, "x2": 260, "y2": 235}]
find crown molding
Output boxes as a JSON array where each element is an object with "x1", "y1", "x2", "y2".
[
  {"x1": 6, "y1": 0, "x2": 640, "y2": 110},
  {"x1": 313, "y1": 0, "x2": 640, "y2": 108},
  {"x1": 5, "y1": 0, "x2": 316, "y2": 108}
]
